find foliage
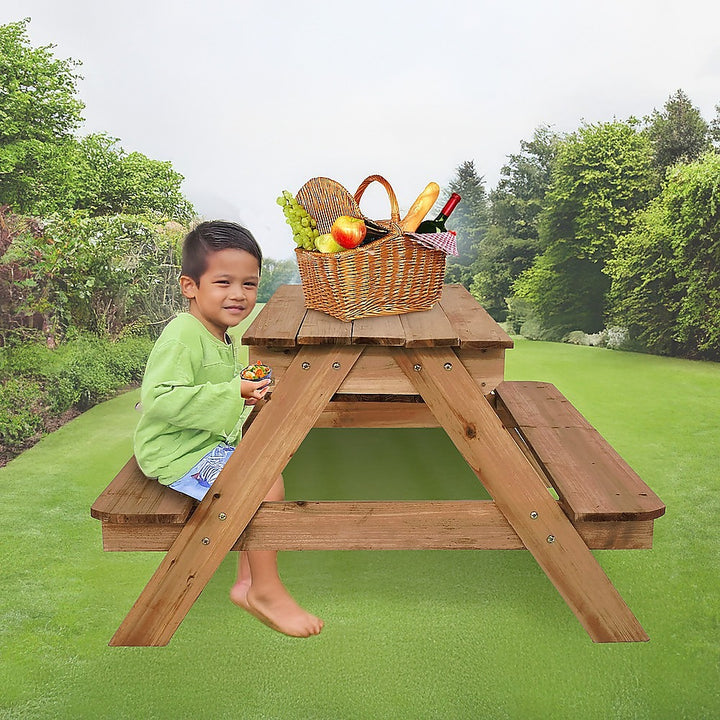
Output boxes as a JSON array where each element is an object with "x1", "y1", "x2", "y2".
[
  {"x1": 0, "y1": 205, "x2": 45, "y2": 338},
  {"x1": 0, "y1": 375, "x2": 44, "y2": 443},
  {"x1": 1, "y1": 210, "x2": 186, "y2": 341},
  {"x1": 0, "y1": 19, "x2": 84, "y2": 215},
  {"x1": 469, "y1": 228, "x2": 539, "y2": 322},
  {"x1": 70, "y1": 133, "x2": 195, "y2": 220},
  {"x1": 0, "y1": 20, "x2": 194, "y2": 221},
  {"x1": 644, "y1": 89, "x2": 711, "y2": 173},
  {"x1": 489, "y1": 125, "x2": 560, "y2": 243},
  {"x1": 513, "y1": 120, "x2": 658, "y2": 334},
  {"x1": 711, "y1": 103, "x2": 720, "y2": 147},
  {"x1": 257, "y1": 257, "x2": 299, "y2": 303},
  {"x1": 608, "y1": 151, "x2": 720, "y2": 359},
  {"x1": 0, "y1": 333, "x2": 152, "y2": 453},
  {"x1": 471, "y1": 126, "x2": 560, "y2": 320},
  {"x1": 442, "y1": 160, "x2": 489, "y2": 287}
]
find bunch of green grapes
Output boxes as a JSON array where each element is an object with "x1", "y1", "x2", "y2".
[{"x1": 276, "y1": 190, "x2": 319, "y2": 250}]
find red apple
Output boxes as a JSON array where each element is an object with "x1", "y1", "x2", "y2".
[{"x1": 330, "y1": 215, "x2": 366, "y2": 249}]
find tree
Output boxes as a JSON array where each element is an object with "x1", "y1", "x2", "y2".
[
  {"x1": 645, "y1": 89, "x2": 711, "y2": 173},
  {"x1": 513, "y1": 120, "x2": 657, "y2": 336},
  {"x1": 0, "y1": 19, "x2": 84, "y2": 214},
  {"x1": 710, "y1": 104, "x2": 720, "y2": 148},
  {"x1": 490, "y1": 125, "x2": 560, "y2": 243},
  {"x1": 442, "y1": 160, "x2": 489, "y2": 287},
  {"x1": 471, "y1": 125, "x2": 560, "y2": 320},
  {"x1": 257, "y1": 258, "x2": 299, "y2": 303},
  {"x1": 608, "y1": 151, "x2": 720, "y2": 359},
  {"x1": 71, "y1": 134, "x2": 194, "y2": 220},
  {"x1": 0, "y1": 21, "x2": 194, "y2": 221},
  {"x1": 606, "y1": 198, "x2": 681, "y2": 355}
]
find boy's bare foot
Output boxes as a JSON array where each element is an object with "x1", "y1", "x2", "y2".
[
  {"x1": 229, "y1": 579, "x2": 252, "y2": 610},
  {"x1": 236, "y1": 584, "x2": 323, "y2": 638}
]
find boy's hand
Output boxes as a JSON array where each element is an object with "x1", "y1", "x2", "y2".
[{"x1": 241, "y1": 378, "x2": 271, "y2": 405}]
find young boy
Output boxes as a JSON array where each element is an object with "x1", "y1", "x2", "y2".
[{"x1": 134, "y1": 220, "x2": 323, "y2": 638}]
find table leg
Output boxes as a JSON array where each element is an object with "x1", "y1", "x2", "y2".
[
  {"x1": 394, "y1": 346, "x2": 649, "y2": 643},
  {"x1": 109, "y1": 344, "x2": 364, "y2": 646}
]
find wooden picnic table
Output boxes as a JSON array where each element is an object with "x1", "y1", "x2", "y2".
[{"x1": 98, "y1": 284, "x2": 664, "y2": 646}]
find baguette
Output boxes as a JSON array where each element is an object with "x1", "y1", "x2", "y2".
[{"x1": 399, "y1": 182, "x2": 440, "y2": 232}]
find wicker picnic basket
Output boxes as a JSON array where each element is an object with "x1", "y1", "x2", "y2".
[{"x1": 294, "y1": 175, "x2": 446, "y2": 322}]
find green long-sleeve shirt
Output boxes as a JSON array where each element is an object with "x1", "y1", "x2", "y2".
[{"x1": 133, "y1": 313, "x2": 250, "y2": 485}]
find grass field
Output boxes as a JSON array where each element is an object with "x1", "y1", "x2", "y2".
[{"x1": 1, "y1": 337, "x2": 719, "y2": 719}]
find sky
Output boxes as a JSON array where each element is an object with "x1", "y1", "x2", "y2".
[{"x1": 3, "y1": 0, "x2": 719, "y2": 259}]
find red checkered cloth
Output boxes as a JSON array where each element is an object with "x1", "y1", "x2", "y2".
[{"x1": 406, "y1": 231, "x2": 458, "y2": 256}]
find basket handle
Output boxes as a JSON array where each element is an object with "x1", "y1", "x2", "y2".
[{"x1": 353, "y1": 175, "x2": 401, "y2": 223}]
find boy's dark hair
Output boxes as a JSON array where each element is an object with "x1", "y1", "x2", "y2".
[{"x1": 181, "y1": 221, "x2": 262, "y2": 283}]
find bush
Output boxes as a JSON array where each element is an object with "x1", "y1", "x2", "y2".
[
  {"x1": 47, "y1": 335, "x2": 152, "y2": 410},
  {"x1": 0, "y1": 377, "x2": 45, "y2": 444},
  {"x1": 561, "y1": 326, "x2": 644, "y2": 352},
  {"x1": 1, "y1": 211, "x2": 185, "y2": 342},
  {"x1": 0, "y1": 334, "x2": 153, "y2": 456}
]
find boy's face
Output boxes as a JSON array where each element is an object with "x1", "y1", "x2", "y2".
[{"x1": 180, "y1": 248, "x2": 260, "y2": 341}]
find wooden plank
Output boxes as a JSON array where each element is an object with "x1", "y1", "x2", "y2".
[
  {"x1": 439, "y1": 284, "x2": 514, "y2": 349},
  {"x1": 351, "y1": 313, "x2": 406, "y2": 346},
  {"x1": 247, "y1": 346, "x2": 418, "y2": 396},
  {"x1": 399, "y1": 304, "x2": 460, "y2": 348},
  {"x1": 91, "y1": 457, "x2": 194, "y2": 525},
  {"x1": 109, "y1": 344, "x2": 365, "y2": 646},
  {"x1": 494, "y1": 382, "x2": 666, "y2": 522},
  {"x1": 237, "y1": 501, "x2": 521, "y2": 549},
  {"x1": 336, "y1": 348, "x2": 500, "y2": 395},
  {"x1": 245, "y1": 347, "x2": 505, "y2": 406},
  {"x1": 572, "y1": 519, "x2": 655, "y2": 550},
  {"x1": 237, "y1": 502, "x2": 655, "y2": 551},
  {"x1": 337, "y1": 346, "x2": 426, "y2": 394},
  {"x1": 502, "y1": 425, "x2": 555, "y2": 492},
  {"x1": 495, "y1": 381, "x2": 588, "y2": 428},
  {"x1": 242, "y1": 284, "x2": 305, "y2": 347},
  {"x1": 455, "y1": 348, "x2": 506, "y2": 394},
  {"x1": 394, "y1": 346, "x2": 649, "y2": 643},
  {"x1": 97, "y1": 502, "x2": 656, "y2": 551},
  {"x1": 522, "y1": 426, "x2": 665, "y2": 522},
  {"x1": 297, "y1": 308, "x2": 352, "y2": 345},
  {"x1": 243, "y1": 398, "x2": 439, "y2": 431},
  {"x1": 314, "y1": 401, "x2": 440, "y2": 428}
]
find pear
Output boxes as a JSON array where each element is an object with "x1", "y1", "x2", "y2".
[{"x1": 314, "y1": 233, "x2": 345, "y2": 253}]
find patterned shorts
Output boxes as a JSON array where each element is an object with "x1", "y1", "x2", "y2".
[{"x1": 168, "y1": 443, "x2": 235, "y2": 501}]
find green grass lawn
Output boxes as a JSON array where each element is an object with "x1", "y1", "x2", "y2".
[{"x1": 1, "y1": 337, "x2": 719, "y2": 719}]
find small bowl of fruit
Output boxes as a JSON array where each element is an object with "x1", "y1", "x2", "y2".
[{"x1": 240, "y1": 362, "x2": 273, "y2": 388}]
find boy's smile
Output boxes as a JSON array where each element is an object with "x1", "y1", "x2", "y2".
[{"x1": 180, "y1": 248, "x2": 260, "y2": 341}]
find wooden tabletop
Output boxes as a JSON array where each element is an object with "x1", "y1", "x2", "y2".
[{"x1": 243, "y1": 284, "x2": 514, "y2": 349}]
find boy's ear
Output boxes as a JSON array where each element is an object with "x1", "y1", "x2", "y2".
[{"x1": 179, "y1": 275, "x2": 198, "y2": 299}]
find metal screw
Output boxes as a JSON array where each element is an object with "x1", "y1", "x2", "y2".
[
  {"x1": 547, "y1": 534, "x2": 555, "y2": 543},
  {"x1": 413, "y1": 364, "x2": 422, "y2": 372},
  {"x1": 443, "y1": 362, "x2": 453, "y2": 370},
  {"x1": 218, "y1": 513, "x2": 227, "y2": 521},
  {"x1": 530, "y1": 511, "x2": 538, "y2": 520},
  {"x1": 332, "y1": 362, "x2": 340, "y2": 369},
  {"x1": 301, "y1": 362, "x2": 310, "y2": 370},
  {"x1": 202, "y1": 537, "x2": 211, "y2": 545}
]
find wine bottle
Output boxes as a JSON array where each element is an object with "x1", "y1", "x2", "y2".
[{"x1": 415, "y1": 193, "x2": 461, "y2": 233}]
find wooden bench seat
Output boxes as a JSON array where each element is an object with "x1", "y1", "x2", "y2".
[
  {"x1": 493, "y1": 381, "x2": 666, "y2": 523},
  {"x1": 91, "y1": 379, "x2": 665, "y2": 553}
]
